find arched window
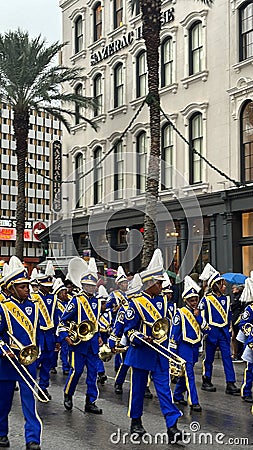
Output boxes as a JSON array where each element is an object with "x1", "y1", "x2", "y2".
[
  {"x1": 114, "y1": 63, "x2": 123, "y2": 108},
  {"x1": 94, "y1": 2, "x2": 102, "y2": 42},
  {"x1": 161, "y1": 124, "x2": 173, "y2": 189},
  {"x1": 94, "y1": 74, "x2": 102, "y2": 117},
  {"x1": 136, "y1": 50, "x2": 147, "y2": 98},
  {"x1": 189, "y1": 21, "x2": 203, "y2": 75},
  {"x1": 136, "y1": 131, "x2": 147, "y2": 193},
  {"x1": 114, "y1": 140, "x2": 124, "y2": 199},
  {"x1": 75, "y1": 16, "x2": 83, "y2": 53},
  {"x1": 240, "y1": 100, "x2": 253, "y2": 183},
  {"x1": 75, "y1": 84, "x2": 82, "y2": 125},
  {"x1": 189, "y1": 113, "x2": 203, "y2": 184},
  {"x1": 114, "y1": 0, "x2": 123, "y2": 29},
  {"x1": 94, "y1": 146, "x2": 103, "y2": 204},
  {"x1": 75, "y1": 153, "x2": 83, "y2": 208},
  {"x1": 239, "y1": 1, "x2": 253, "y2": 61},
  {"x1": 161, "y1": 37, "x2": 173, "y2": 87}
]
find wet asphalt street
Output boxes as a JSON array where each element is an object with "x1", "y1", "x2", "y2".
[{"x1": 7, "y1": 355, "x2": 253, "y2": 450}]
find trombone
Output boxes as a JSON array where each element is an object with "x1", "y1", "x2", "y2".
[
  {"x1": 0, "y1": 338, "x2": 50, "y2": 403},
  {"x1": 133, "y1": 318, "x2": 186, "y2": 377}
]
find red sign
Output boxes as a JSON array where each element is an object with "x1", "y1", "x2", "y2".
[
  {"x1": 0, "y1": 228, "x2": 32, "y2": 241},
  {"x1": 33, "y1": 222, "x2": 46, "y2": 241}
]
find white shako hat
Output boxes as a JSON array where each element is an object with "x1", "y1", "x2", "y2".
[
  {"x1": 126, "y1": 273, "x2": 142, "y2": 296},
  {"x1": 81, "y1": 257, "x2": 98, "y2": 286},
  {"x1": 182, "y1": 275, "x2": 201, "y2": 300},
  {"x1": 0, "y1": 263, "x2": 10, "y2": 288},
  {"x1": 4, "y1": 256, "x2": 29, "y2": 289},
  {"x1": 240, "y1": 273, "x2": 253, "y2": 303},
  {"x1": 162, "y1": 272, "x2": 173, "y2": 293},
  {"x1": 115, "y1": 265, "x2": 128, "y2": 284},
  {"x1": 97, "y1": 285, "x2": 109, "y2": 300},
  {"x1": 140, "y1": 249, "x2": 166, "y2": 284},
  {"x1": 53, "y1": 278, "x2": 67, "y2": 295},
  {"x1": 199, "y1": 263, "x2": 223, "y2": 287}
]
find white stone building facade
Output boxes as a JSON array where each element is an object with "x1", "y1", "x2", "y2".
[{"x1": 56, "y1": 0, "x2": 253, "y2": 275}]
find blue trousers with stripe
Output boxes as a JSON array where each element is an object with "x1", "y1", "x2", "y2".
[
  {"x1": 52, "y1": 341, "x2": 70, "y2": 372},
  {"x1": 0, "y1": 379, "x2": 42, "y2": 444},
  {"x1": 203, "y1": 334, "x2": 236, "y2": 383},
  {"x1": 174, "y1": 362, "x2": 199, "y2": 405},
  {"x1": 241, "y1": 362, "x2": 253, "y2": 397},
  {"x1": 37, "y1": 348, "x2": 55, "y2": 389},
  {"x1": 64, "y1": 350, "x2": 99, "y2": 403},
  {"x1": 128, "y1": 366, "x2": 182, "y2": 427}
]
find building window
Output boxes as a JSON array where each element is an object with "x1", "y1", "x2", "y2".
[
  {"x1": 136, "y1": 131, "x2": 147, "y2": 193},
  {"x1": 161, "y1": 123, "x2": 173, "y2": 190},
  {"x1": 161, "y1": 37, "x2": 173, "y2": 87},
  {"x1": 239, "y1": 1, "x2": 253, "y2": 61},
  {"x1": 94, "y1": 2, "x2": 102, "y2": 42},
  {"x1": 134, "y1": 0, "x2": 140, "y2": 15},
  {"x1": 75, "y1": 84, "x2": 82, "y2": 125},
  {"x1": 189, "y1": 113, "x2": 203, "y2": 184},
  {"x1": 189, "y1": 21, "x2": 203, "y2": 75},
  {"x1": 94, "y1": 146, "x2": 103, "y2": 204},
  {"x1": 94, "y1": 74, "x2": 102, "y2": 117},
  {"x1": 75, "y1": 16, "x2": 83, "y2": 54},
  {"x1": 114, "y1": 140, "x2": 124, "y2": 199},
  {"x1": 75, "y1": 153, "x2": 83, "y2": 208},
  {"x1": 240, "y1": 100, "x2": 253, "y2": 183},
  {"x1": 114, "y1": 0, "x2": 123, "y2": 29},
  {"x1": 114, "y1": 63, "x2": 123, "y2": 108},
  {"x1": 136, "y1": 50, "x2": 147, "y2": 98}
]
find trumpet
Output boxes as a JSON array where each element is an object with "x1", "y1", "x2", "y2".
[
  {"x1": 0, "y1": 339, "x2": 50, "y2": 403},
  {"x1": 66, "y1": 320, "x2": 97, "y2": 345},
  {"x1": 98, "y1": 343, "x2": 128, "y2": 362}
]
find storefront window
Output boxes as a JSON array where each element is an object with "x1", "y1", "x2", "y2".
[
  {"x1": 242, "y1": 211, "x2": 253, "y2": 237},
  {"x1": 242, "y1": 245, "x2": 253, "y2": 276}
]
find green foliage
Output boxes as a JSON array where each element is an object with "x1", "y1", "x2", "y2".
[{"x1": 0, "y1": 29, "x2": 97, "y2": 131}]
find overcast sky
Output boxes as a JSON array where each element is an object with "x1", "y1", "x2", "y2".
[{"x1": 1, "y1": 0, "x2": 61, "y2": 43}]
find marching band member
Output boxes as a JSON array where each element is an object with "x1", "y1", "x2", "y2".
[
  {"x1": 199, "y1": 264, "x2": 240, "y2": 395},
  {"x1": 124, "y1": 249, "x2": 182, "y2": 443},
  {"x1": 109, "y1": 274, "x2": 142, "y2": 395},
  {"x1": 31, "y1": 263, "x2": 59, "y2": 401},
  {"x1": 0, "y1": 258, "x2": 42, "y2": 450},
  {"x1": 162, "y1": 272, "x2": 177, "y2": 324},
  {"x1": 58, "y1": 257, "x2": 103, "y2": 414},
  {"x1": 107, "y1": 266, "x2": 128, "y2": 372},
  {"x1": 238, "y1": 274, "x2": 253, "y2": 403},
  {"x1": 50, "y1": 278, "x2": 70, "y2": 376},
  {"x1": 97, "y1": 285, "x2": 111, "y2": 384},
  {"x1": 170, "y1": 276, "x2": 210, "y2": 412}
]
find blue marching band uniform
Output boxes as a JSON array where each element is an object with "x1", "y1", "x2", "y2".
[
  {"x1": 198, "y1": 264, "x2": 240, "y2": 395},
  {"x1": 239, "y1": 300, "x2": 253, "y2": 402},
  {"x1": 31, "y1": 275, "x2": 59, "y2": 401},
  {"x1": 2, "y1": 253, "x2": 253, "y2": 449},
  {"x1": 58, "y1": 261, "x2": 103, "y2": 415},
  {"x1": 170, "y1": 276, "x2": 210, "y2": 411},
  {"x1": 0, "y1": 261, "x2": 42, "y2": 450}
]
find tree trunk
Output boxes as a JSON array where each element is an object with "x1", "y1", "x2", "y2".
[
  {"x1": 141, "y1": 0, "x2": 161, "y2": 267},
  {"x1": 13, "y1": 108, "x2": 29, "y2": 261}
]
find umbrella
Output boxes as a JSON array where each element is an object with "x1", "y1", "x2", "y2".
[{"x1": 222, "y1": 272, "x2": 248, "y2": 285}]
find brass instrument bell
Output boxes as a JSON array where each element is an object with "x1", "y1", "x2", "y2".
[
  {"x1": 7, "y1": 332, "x2": 39, "y2": 366},
  {"x1": 98, "y1": 343, "x2": 128, "y2": 362},
  {"x1": 151, "y1": 318, "x2": 169, "y2": 340}
]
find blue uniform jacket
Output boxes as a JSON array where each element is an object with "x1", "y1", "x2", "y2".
[
  {"x1": 31, "y1": 291, "x2": 59, "y2": 351},
  {"x1": 107, "y1": 290, "x2": 128, "y2": 324},
  {"x1": 58, "y1": 292, "x2": 101, "y2": 355},
  {"x1": 239, "y1": 303, "x2": 253, "y2": 348},
  {"x1": 98, "y1": 310, "x2": 113, "y2": 344},
  {"x1": 108, "y1": 303, "x2": 128, "y2": 348},
  {"x1": 169, "y1": 305, "x2": 209, "y2": 364},
  {"x1": 199, "y1": 293, "x2": 231, "y2": 344},
  {"x1": 0, "y1": 296, "x2": 40, "y2": 380},
  {"x1": 124, "y1": 292, "x2": 170, "y2": 371}
]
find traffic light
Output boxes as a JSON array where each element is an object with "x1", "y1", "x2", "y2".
[{"x1": 40, "y1": 238, "x2": 49, "y2": 262}]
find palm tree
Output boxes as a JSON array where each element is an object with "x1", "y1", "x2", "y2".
[
  {"x1": 130, "y1": 0, "x2": 214, "y2": 266},
  {"x1": 0, "y1": 30, "x2": 96, "y2": 261}
]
